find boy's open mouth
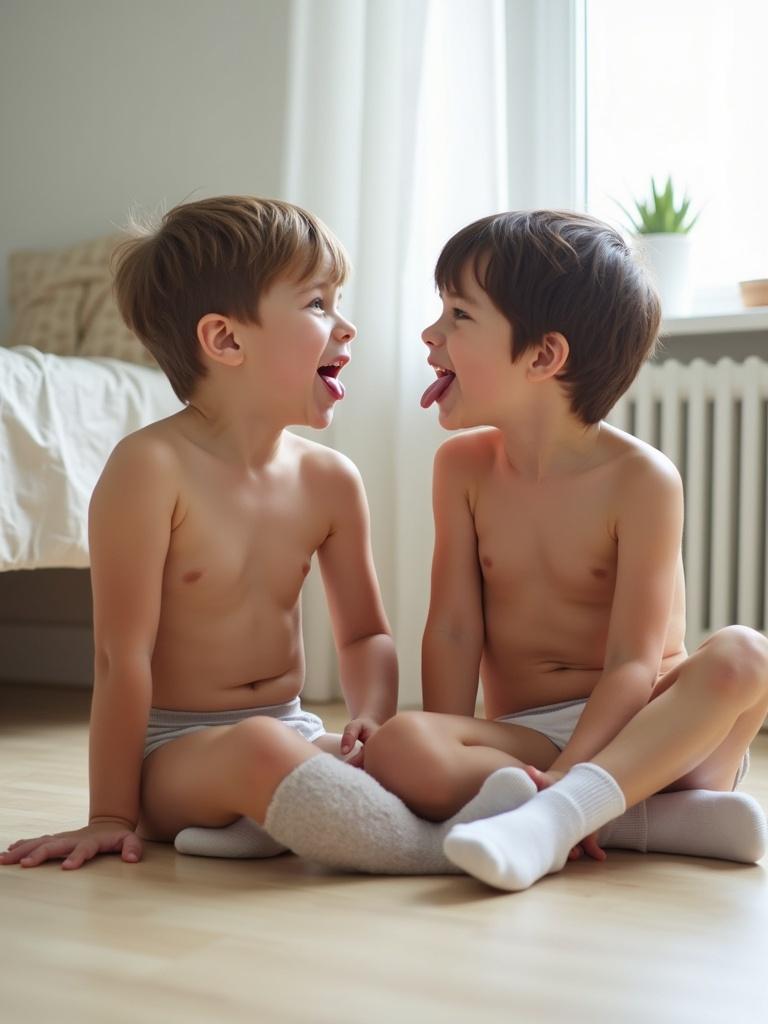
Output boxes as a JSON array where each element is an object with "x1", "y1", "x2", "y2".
[
  {"x1": 421, "y1": 367, "x2": 455, "y2": 408},
  {"x1": 318, "y1": 360, "x2": 346, "y2": 400}
]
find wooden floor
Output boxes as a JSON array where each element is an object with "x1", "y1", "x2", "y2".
[{"x1": 1, "y1": 684, "x2": 767, "y2": 1024}]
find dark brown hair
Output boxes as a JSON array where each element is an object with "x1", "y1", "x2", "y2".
[
  {"x1": 113, "y1": 196, "x2": 350, "y2": 401},
  {"x1": 435, "y1": 210, "x2": 661, "y2": 424}
]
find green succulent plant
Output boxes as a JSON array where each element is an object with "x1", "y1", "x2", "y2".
[{"x1": 620, "y1": 176, "x2": 700, "y2": 235}]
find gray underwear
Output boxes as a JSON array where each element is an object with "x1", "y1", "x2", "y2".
[
  {"x1": 144, "y1": 697, "x2": 325, "y2": 759},
  {"x1": 495, "y1": 698, "x2": 750, "y2": 788}
]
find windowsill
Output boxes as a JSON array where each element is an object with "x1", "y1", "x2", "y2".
[{"x1": 662, "y1": 306, "x2": 768, "y2": 337}]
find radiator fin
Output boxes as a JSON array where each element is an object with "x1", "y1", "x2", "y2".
[{"x1": 608, "y1": 357, "x2": 768, "y2": 650}]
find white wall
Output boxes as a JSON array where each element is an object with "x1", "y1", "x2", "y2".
[{"x1": 0, "y1": 0, "x2": 291, "y2": 334}]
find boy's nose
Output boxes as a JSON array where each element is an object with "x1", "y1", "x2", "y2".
[
  {"x1": 421, "y1": 322, "x2": 443, "y2": 347},
  {"x1": 335, "y1": 316, "x2": 357, "y2": 342}
]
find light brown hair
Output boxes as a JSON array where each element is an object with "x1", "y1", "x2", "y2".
[
  {"x1": 434, "y1": 210, "x2": 661, "y2": 424},
  {"x1": 113, "y1": 196, "x2": 350, "y2": 401}
]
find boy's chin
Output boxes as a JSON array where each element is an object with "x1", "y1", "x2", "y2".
[
  {"x1": 437, "y1": 406, "x2": 472, "y2": 431},
  {"x1": 305, "y1": 406, "x2": 336, "y2": 431}
]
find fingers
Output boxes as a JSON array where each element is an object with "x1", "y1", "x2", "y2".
[
  {"x1": 1, "y1": 835, "x2": 58, "y2": 865},
  {"x1": 19, "y1": 837, "x2": 80, "y2": 868},
  {"x1": 8, "y1": 836, "x2": 48, "y2": 851},
  {"x1": 121, "y1": 833, "x2": 143, "y2": 864},
  {"x1": 524, "y1": 765, "x2": 552, "y2": 791},
  {"x1": 579, "y1": 833, "x2": 607, "y2": 862},
  {"x1": 340, "y1": 723, "x2": 361, "y2": 756},
  {"x1": 1, "y1": 827, "x2": 143, "y2": 869},
  {"x1": 344, "y1": 746, "x2": 365, "y2": 768},
  {"x1": 62, "y1": 839, "x2": 100, "y2": 870}
]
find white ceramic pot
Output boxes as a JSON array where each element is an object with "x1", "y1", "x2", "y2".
[{"x1": 634, "y1": 232, "x2": 693, "y2": 318}]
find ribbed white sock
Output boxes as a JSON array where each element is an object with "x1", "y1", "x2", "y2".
[
  {"x1": 444, "y1": 762, "x2": 626, "y2": 891},
  {"x1": 262, "y1": 757, "x2": 537, "y2": 874},
  {"x1": 598, "y1": 790, "x2": 767, "y2": 863}
]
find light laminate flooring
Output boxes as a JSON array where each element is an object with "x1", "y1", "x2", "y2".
[{"x1": 1, "y1": 683, "x2": 766, "y2": 1024}]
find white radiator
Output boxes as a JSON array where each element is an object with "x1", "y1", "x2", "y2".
[{"x1": 608, "y1": 356, "x2": 768, "y2": 651}]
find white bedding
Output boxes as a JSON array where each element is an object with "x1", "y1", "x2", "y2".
[{"x1": 0, "y1": 345, "x2": 182, "y2": 571}]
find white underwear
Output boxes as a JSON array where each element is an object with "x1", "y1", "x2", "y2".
[
  {"x1": 495, "y1": 698, "x2": 750, "y2": 787},
  {"x1": 144, "y1": 697, "x2": 325, "y2": 759},
  {"x1": 495, "y1": 698, "x2": 587, "y2": 751}
]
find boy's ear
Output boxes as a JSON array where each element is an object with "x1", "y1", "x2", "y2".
[
  {"x1": 197, "y1": 314, "x2": 244, "y2": 366},
  {"x1": 527, "y1": 332, "x2": 569, "y2": 381}
]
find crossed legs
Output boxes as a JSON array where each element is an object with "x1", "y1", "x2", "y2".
[
  {"x1": 365, "y1": 626, "x2": 768, "y2": 887},
  {"x1": 448, "y1": 627, "x2": 768, "y2": 889},
  {"x1": 138, "y1": 714, "x2": 540, "y2": 875}
]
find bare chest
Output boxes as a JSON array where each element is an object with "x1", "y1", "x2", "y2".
[
  {"x1": 474, "y1": 476, "x2": 618, "y2": 604},
  {"x1": 162, "y1": 472, "x2": 326, "y2": 611}
]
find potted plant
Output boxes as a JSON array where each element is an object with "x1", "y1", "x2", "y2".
[{"x1": 620, "y1": 176, "x2": 699, "y2": 317}]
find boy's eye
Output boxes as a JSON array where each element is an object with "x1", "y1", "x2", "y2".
[
  {"x1": 451, "y1": 307, "x2": 470, "y2": 321},
  {"x1": 309, "y1": 297, "x2": 326, "y2": 312}
]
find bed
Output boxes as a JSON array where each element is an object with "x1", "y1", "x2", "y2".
[
  {"x1": 0, "y1": 233, "x2": 183, "y2": 684},
  {"x1": 0, "y1": 345, "x2": 182, "y2": 684}
]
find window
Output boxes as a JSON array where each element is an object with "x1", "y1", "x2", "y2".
[{"x1": 585, "y1": 0, "x2": 768, "y2": 304}]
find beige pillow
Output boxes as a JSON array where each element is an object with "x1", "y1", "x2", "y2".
[{"x1": 5, "y1": 235, "x2": 155, "y2": 367}]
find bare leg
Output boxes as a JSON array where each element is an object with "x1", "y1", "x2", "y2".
[
  {"x1": 140, "y1": 714, "x2": 539, "y2": 874},
  {"x1": 174, "y1": 732, "x2": 362, "y2": 858},
  {"x1": 364, "y1": 710, "x2": 560, "y2": 820},
  {"x1": 445, "y1": 627, "x2": 768, "y2": 890},
  {"x1": 139, "y1": 715, "x2": 320, "y2": 840},
  {"x1": 365, "y1": 667, "x2": 767, "y2": 862},
  {"x1": 593, "y1": 627, "x2": 768, "y2": 803}
]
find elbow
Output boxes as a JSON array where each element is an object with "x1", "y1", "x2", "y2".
[
  {"x1": 93, "y1": 644, "x2": 152, "y2": 688},
  {"x1": 606, "y1": 659, "x2": 658, "y2": 704}
]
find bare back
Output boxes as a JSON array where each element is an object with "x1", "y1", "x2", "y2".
[{"x1": 426, "y1": 425, "x2": 687, "y2": 720}]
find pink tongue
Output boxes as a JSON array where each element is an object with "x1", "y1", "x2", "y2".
[
  {"x1": 420, "y1": 373, "x2": 455, "y2": 409},
  {"x1": 319, "y1": 373, "x2": 345, "y2": 400}
]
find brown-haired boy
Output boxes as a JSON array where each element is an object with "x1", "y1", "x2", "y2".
[
  {"x1": 364, "y1": 210, "x2": 768, "y2": 890},
  {"x1": 1, "y1": 197, "x2": 545, "y2": 874}
]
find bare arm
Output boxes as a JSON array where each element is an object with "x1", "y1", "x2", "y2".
[
  {"x1": 87, "y1": 435, "x2": 177, "y2": 828},
  {"x1": 317, "y1": 454, "x2": 398, "y2": 747},
  {"x1": 2, "y1": 433, "x2": 177, "y2": 868},
  {"x1": 549, "y1": 453, "x2": 684, "y2": 773},
  {"x1": 422, "y1": 439, "x2": 484, "y2": 716}
]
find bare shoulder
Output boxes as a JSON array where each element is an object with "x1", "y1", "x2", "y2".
[
  {"x1": 288, "y1": 432, "x2": 361, "y2": 484},
  {"x1": 601, "y1": 422, "x2": 683, "y2": 504},
  {"x1": 91, "y1": 415, "x2": 184, "y2": 508},
  {"x1": 434, "y1": 427, "x2": 499, "y2": 480}
]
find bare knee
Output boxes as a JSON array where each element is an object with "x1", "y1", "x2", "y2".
[
  {"x1": 365, "y1": 711, "x2": 463, "y2": 820},
  {"x1": 365, "y1": 711, "x2": 429, "y2": 774},
  {"x1": 229, "y1": 715, "x2": 314, "y2": 786},
  {"x1": 140, "y1": 715, "x2": 315, "y2": 836},
  {"x1": 695, "y1": 626, "x2": 768, "y2": 705}
]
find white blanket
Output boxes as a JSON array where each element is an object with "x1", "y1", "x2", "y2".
[{"x1": 0, "y1": 345, "x2": 182, "y2": 570}]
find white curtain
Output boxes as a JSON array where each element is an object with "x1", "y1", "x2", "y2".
[{"x1": 285, "y1": 0, "x2": 509, "y2": 704}]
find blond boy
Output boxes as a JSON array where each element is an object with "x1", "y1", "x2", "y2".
[{"x1": 2, "y1": 198, "x2": 543, "y2": 874}]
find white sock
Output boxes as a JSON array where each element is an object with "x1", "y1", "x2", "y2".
[
  {"x1": 598, "y1": 790, "x2": 767, "y2": 863},
  {"x1": 263, "y1": 756, "x2": 537, "y2": 874},
  {"x1": 444, "y1": 762, "x2": 626, "y2": 891},
  {"x1": 175, "y1": 817, "x2": 288, "y2": 860}
]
